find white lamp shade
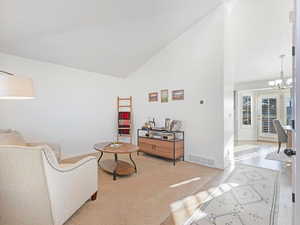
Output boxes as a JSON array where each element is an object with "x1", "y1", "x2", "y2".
[{"x1": 0, "y1": 76, "x2": 35, "y2": 99}]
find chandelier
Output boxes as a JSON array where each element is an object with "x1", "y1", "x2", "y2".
[{"x1": 268, "y1": 54, "x2": 292, "y2": 89}]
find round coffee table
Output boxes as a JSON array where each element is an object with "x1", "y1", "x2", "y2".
[{"x1": 94, "y1": 142, "x2": 139, "y2": 180}]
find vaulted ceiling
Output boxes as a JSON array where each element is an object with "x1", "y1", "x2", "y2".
[{"x1": 0, "y1": 0, "x2": 223, "y2": 77}]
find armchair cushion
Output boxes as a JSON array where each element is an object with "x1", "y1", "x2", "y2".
[
  {"x1": 0, "y1": 129, "x2": 61, "y2": 161},
  {"x1": 0, "y1": 130, "x2": 27, "y2": 146}
]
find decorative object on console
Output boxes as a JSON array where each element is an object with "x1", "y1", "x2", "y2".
[
  {"x1": 170, "y1": 120, "x2": 183, "y2": 131},
  {"x1": 172, "y1": 89, "x2": 184, "y2": 100},
  {"x1": 0, "y1": 70, "x2": 35, "y2": 99},
  {"x1": 149, "y1": 118, "x2": 155, "y2": 129},
  {"x1": 165, "y1": 118, "x2": 171, "y2": 131},
  {"x1": 148, "y1": 92, "x2": 158, "y2": 102},
  {"x1": 160, "y1": 89, "x2": 169, "y2": 103},
  {"x1": 117, "y1": 97, "x2": 133, "y2": 143}
]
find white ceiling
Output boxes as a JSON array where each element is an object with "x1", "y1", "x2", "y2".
[{"x1": 0, "y1": 0, "x2": 223, "y2": 77}]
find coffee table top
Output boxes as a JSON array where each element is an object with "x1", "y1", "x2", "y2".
[{"x1": 94, "y1": 142, "x2": 139, "y2": 154}]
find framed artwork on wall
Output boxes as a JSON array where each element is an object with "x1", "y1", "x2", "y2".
[
  {"x1": 172, "y1": 90, "x2": 184, "y2": 100},
  {"x1": 148, "y1": 92, "x2": 158, "y2": 102},
  {"x1": 161, "y1": 89, "x2": 169, "y2": 103}
]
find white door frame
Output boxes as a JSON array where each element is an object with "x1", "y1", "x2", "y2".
[{"x1": 294, "y1": 0, "x2": 299, "y2": 224}]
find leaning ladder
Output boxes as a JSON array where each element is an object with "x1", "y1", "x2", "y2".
[{"x1": 117, "y1": 96, "x2": 132, "y2": 143}]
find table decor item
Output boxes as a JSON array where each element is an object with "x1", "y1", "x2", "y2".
[
  {"x1": 110, "y1": 143, "x2": 122, "y2": 148},
  {"x1": 165, "y1": 118, "x2": 172, "y2": 131},
  {"x1": 170, "y1": 120, "x2": 182, "y2": 131}
]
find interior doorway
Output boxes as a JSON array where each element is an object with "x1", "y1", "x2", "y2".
[{"x1": 229, "y1": 0, "x2": 296, "y2": 224}]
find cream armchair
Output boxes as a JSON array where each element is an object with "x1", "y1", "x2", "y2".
[
  {"x1": 0, "y1": 129, "x2": 61, "y2": 161},
  {"x1": 0, "y1": 145, "x2": 98, "y2": 225}
]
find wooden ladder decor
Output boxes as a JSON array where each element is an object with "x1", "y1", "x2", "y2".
[{"x1": 117, "y1": 96, "x2": 133, "y2": 143}]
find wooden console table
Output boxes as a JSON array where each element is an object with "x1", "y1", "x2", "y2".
[{"x1": 137, "y1": 129, "x2": 184, "y2": 165}]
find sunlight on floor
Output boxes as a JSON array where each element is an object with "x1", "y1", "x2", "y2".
[
  {"x1": 169, "y1": 183, "x2": 239, "y2": 225},
  {"x1": 169, "y1": 177, "x2": 201, "y2": 188}
]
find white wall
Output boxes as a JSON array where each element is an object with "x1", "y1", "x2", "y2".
[
  {"x1": 125, "y1": 5, "x2": 233, "y2": 169},
  {"x1": 0, "y1": 53, "x2": 125, "y2": 158},
  {"x1": 224, "y1": 0, "x2": 235, "y2": 166},
  {"x1": 229, "y1": 0, "x2": 294, "y2": 84}
]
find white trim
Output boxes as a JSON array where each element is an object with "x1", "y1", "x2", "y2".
[{"x1": 294, "y1": 0, "x2": 299, "y2": 224}]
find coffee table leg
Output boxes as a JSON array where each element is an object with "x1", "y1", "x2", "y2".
[
  {"x1": 129, "y1": 153, "x2": 137, "y2": 173},
  {"x1": 97, "y1": 151, "x2": 104, "y2": 168},
  {"x1": 113, "y1": 154, "x2": 118, "y2": 180}
]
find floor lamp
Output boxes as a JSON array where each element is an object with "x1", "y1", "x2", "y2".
[{"x1": 0, "y1": 70, "x2": 35, "y2": 99}]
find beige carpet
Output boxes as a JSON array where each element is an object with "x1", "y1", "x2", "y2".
[{"x1": 62, "y1": 153, "x2": 220, "y2": 225}]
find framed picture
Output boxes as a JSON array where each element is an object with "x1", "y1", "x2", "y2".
[
  {"x1": 161, "y1": 89, "x2": 169, "y2": 103},
  {"x1": 172, "y1": 90, "x2": 184, "y2": 100},
  {"x1": 148, "y1": 92, "x2": 158, "y2": 102}
]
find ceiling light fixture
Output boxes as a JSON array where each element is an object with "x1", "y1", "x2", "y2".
[{"x1": 268, "y1": 55, "x2": 292, "y2": 90}]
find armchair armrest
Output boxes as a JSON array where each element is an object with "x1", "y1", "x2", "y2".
[
  {"x1": 28, "y1": 142, "x2": 61, "y2": 161},
  {"x1": 42, "y1": 152, "x2": 98, "y2": 225},
  {"x1": 52, "y1": 156, "x2": 96, "y2": 172}
]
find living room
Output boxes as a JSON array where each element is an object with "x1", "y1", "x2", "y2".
[{"x1": 0, "y1": 0, "x2": 298, "y2": 225}]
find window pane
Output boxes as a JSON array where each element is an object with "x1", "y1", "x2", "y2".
[
  {"x1": 242, "y1": 96, "x2": 251, "y2": 125},
  {"x1": 262, "y1": 98, "x2": 277, "y2": 134}
]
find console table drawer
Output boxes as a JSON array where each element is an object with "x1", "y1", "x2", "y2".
[
  {"x1": 138, "y1": 142, "x2": 154, "y2": 153},
  {"x1": 156, "y1": 146, "x2": 183, "y2": 158},
  {"x1": 139, "y1": 138, "x2": 171, "y2": 146},
  {"x1": 139, "y1": 138, "x2": 180, "y2": 148}
]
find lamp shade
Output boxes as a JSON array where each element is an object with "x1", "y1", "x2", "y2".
[{"x1": 0, "y1": 76, "x2": 35, "y2": 99}]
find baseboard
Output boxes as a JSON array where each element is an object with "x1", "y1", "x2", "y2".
[{"x1": 187, "y1": 154, "x2": 220, "y2": 168}]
